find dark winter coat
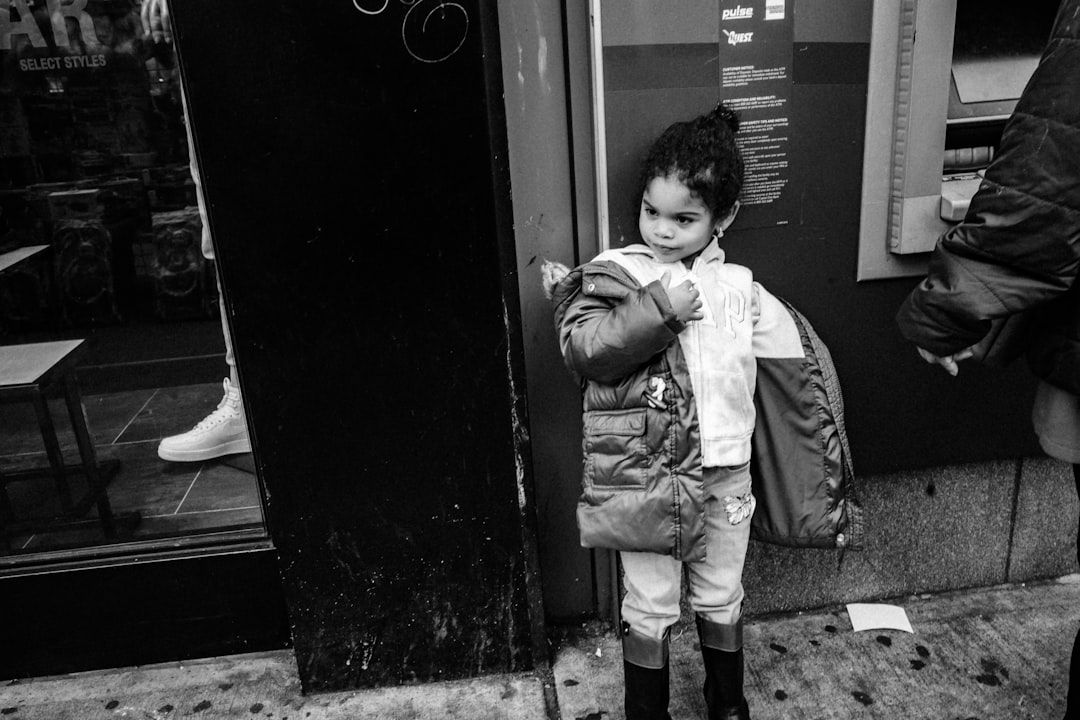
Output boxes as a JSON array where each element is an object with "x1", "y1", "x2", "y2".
[
  {"x1": 896, "y1": 0, "x2": 1080, "y2": 393},
  {"x1": 545, "y1": 256, "x2": 862, "y2": 561}
]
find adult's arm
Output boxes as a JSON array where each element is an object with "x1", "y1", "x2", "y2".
[{"x1": 897, "y1": 0, "x2": 1080, "y2": 357}]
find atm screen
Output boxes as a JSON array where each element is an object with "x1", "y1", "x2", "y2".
[
  {"x1": 946, "y1": 0, "x2": 1058, "y2": 159},
  {"x1": 949, "y1": 0, "x2": 1057, "y2": 120}
]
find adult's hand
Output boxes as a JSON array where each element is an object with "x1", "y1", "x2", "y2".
[
  {"x1": 916, "y1": 346, "x2": 974, "y2": 377},
  {"x1": 140, "y1": 0, "x2": 172, "y2": 44}
]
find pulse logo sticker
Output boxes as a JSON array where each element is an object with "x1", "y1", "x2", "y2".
[
  {"x1": 722, "y1": 29, "x2": 754, "y2": 46},
  {"x1": 722, "y1": 5, "x2": 753, "y2": 20}
]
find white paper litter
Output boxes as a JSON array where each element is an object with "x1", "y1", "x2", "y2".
[{"x1": 845, "y1": 603, "x2": 914, "y2": 633}]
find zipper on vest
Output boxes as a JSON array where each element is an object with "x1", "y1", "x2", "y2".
[{"x1": 667, "y1": 371, "x2": 682, "y2": 559}]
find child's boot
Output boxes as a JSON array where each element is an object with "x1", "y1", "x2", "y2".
[
  {"x1": 697, "y1": 615, "x2": 750, "y2": 720},
  {"x1": 621, "y1": 622, "x2": 672, "y2": 720}
]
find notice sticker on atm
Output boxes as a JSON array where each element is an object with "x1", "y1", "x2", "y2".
[{"x1": 720, "y1": 0, "x2": 794, "y2": 228}]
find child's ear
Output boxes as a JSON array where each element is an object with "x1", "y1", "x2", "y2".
[{"x1": 717, "y1": 201, "x2": 740, "y2": 233}]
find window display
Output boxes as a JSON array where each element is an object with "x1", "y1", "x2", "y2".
[{"x1": 0, "y1": 0, "x2": 265, "y2": 562}]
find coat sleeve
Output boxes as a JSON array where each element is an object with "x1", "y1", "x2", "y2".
[
  {"x1": 559, "y1": 276, "x2": 684, "y2": 384},
  {"x1": 896, "y1": 0, "x2": 1080, "y2": 357}
]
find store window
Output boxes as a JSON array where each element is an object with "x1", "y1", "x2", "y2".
[{"x1": 0, "y1": 0, "x2": 265, "y2": 563}]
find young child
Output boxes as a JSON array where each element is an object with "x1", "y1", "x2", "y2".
[{"x1": 547, "y1": 103, "x2": 774, "y2": 720}]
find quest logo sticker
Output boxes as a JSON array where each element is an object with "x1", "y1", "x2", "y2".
[{"x1": 722, "y1": 29, "x2": 754, "y2": 46}]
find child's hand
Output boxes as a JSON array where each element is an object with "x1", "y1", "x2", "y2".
[
  {"x1": 916, "y1": 346, "x2": 974, "y2": 376},
  {"x1": 660, "y1": 271, "x2": 703, "y2": 323}
]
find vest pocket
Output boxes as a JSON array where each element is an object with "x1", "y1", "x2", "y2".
[
  {"x1": 583, "y1": 408, "x2": 649, "y2": 489},
  {"x1": 699, "y1": 371, "x2": 754, "y2": 440}
]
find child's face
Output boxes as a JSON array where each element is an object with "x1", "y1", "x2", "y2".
[{"x1": 639, "y1": 174, "x2": 718, "y2": 264}]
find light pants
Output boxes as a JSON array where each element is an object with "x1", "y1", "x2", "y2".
[
  {"x1": 215, "y1": 271, "x2": 237, "y2": 386},
  {"x1": 183, "y1": 83, "x2": 238, "y2": 388},
  {"x1": 620, "y1": 462, "x2": 754, "y2": 640}
]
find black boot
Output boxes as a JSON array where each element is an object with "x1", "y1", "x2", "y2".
[
  {"x1": 1066, "y1": 625, "x2": 1080, "y2": 720},
  {"x1": 1069, "y1": 465, "x2": 1080, "y2": 720},
  {"x1": 697, "y1": 616, "x2": 750, "y2": 720},
  {"x1": 621, "y1": 622, "x2": 672, "y2": 720}
]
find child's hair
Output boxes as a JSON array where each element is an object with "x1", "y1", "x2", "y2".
[{"x1": 636, "y1": 102, "x2": 744, "y2": 220}]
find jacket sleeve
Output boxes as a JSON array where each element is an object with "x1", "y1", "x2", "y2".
[
  {"x1": 897, "y1": 1, "x2": 1080, "y2": 356},
  {"x1": 560, "y1": 277, "x2": 684, "y2": 384}
]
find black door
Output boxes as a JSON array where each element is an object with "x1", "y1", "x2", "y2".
[{"x1": 153, "y1": 0, "x2": 541, "y2": 691}]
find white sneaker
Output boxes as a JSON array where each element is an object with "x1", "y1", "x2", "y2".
[{"x1": 158, "y1": 378, "x2": 251, "y2": 462}]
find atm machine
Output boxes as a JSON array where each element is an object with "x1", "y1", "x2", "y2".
[{"x1": 858, "y1": 0, "x2": 1059, "y2": 279}]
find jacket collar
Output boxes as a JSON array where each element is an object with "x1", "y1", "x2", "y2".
[
  {"x1": 698, "y1": 238, "x2": 726, "y2": 265},
  {"x1": 619, "y1": 239, "x2": 726, "y2": 266}
]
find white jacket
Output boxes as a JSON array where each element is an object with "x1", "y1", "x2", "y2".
[{"x1": 596, "y1": 240, "x2": 802, "y2": 467}]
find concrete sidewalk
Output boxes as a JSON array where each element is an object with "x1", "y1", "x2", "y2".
[
  {"x1": 0, "y1": 654, "x2": 552, "y2": 720},
  {"x1": 3, "y1": 576, "x2": 1079, "y2": 719},
  {"x1": 556, "y1": 576, "x2": 1080, "y2": 719}
]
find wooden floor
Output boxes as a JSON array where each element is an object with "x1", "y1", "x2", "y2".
[{"x1": 554, "y1": 577, "x2": 1080, "y2": 720}]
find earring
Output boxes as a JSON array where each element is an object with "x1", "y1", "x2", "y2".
[{"x1": 712, "y1": 228, "x2": 724, "y2": 242}]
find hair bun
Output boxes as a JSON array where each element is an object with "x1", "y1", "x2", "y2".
[{"x1": 710, "y1": 102, "x2": 740, "y2": 134}]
